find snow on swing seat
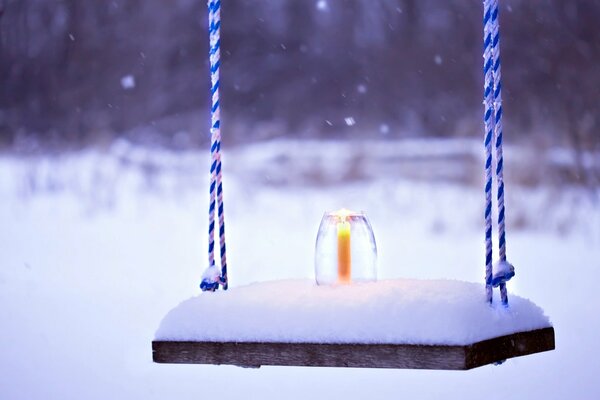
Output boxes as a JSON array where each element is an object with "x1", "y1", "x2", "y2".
[{"x1": 153, "y1": 279, "x2": 555, "y2": 370}]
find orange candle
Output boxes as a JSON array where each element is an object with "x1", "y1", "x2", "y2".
[{"x1": 337, "y1": 217, "x2": 352, "y2": 283}]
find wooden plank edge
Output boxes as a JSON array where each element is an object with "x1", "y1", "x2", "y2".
[
  {"x1": 465, "y1": 326, "x2": 555, "y2": 369},
  {"x1": 153, "y1": 340, "x2": 467, "y2": 370},
  {"x1": 152, "y1": 327, "x2": 555, "y2": 370}
]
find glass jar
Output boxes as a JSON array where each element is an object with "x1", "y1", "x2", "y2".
[{"x1": 314, "y1": 209, "x2": 377, "y2": 285}]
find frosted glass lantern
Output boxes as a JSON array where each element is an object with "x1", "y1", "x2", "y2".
[{"x1": 315, "y1": 209, "x2": 377, "y2": 285}]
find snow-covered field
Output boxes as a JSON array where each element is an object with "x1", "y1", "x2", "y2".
[{"x1": 1, "y1": 139, "x2": 599, "y2": 399}]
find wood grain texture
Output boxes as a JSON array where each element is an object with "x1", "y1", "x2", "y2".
[{"x1": 152, "y1": 327, "x2": 554, "y2": 370}]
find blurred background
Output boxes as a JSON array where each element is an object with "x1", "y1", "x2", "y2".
[
  {"x1": 1, "y1": 1, "x2": 599, "y2": 161},
  {"x1": 1, "y1": 1, "x2": 600, "y2": 399}
]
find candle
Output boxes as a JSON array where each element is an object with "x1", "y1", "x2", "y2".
[
  {"x1": 315, "y1": 209, "x2": 377, "y2": 286},
  {"x1": 337, "y1": 212, "x2": 352, "y2": 283}
]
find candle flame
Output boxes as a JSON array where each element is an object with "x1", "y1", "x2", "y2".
[{"x1": 334, "y1": 208, "x2": 354, "y2": 221}]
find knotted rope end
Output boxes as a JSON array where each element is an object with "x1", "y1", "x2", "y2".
[
  {"x1": 489, "y1": 260, "x2": 515, "y2": 288},
  {"x1": 200, "y1": 264, "x2": 227, "y2": 292}
]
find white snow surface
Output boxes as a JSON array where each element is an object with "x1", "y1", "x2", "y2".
[
  {"x1": 156, "y1": 279, "x2": 551, "y2": 345},
  {"x1": 1, "y1": 139, "x2": 599, "y2": 400}
]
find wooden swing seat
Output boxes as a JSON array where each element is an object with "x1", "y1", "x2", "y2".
[
  {"x1": 153, "y1": 327, "x2": 554, "y2": 369},
  {"x1": 151, "y1": 279, "x2": 555, "y2": 370}
]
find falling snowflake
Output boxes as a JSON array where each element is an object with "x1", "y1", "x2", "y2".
[{"x1": 120, "y1": 75, "x2": 136, "y2": 90}]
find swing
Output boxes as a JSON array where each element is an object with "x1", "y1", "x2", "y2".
[{"x1": 152, "y1": 0, "x2": 555, "y2": 370}]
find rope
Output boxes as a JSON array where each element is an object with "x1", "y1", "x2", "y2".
[
  {"x1": 482, "y1": 0, "x2": 495, "y2": 304},
  {"x1": 201, "y1": 0, "x2": 227, "y2": 291},
  {"x1": 483, "y1": 0, "x2": 512, "y2": 306},
  {"x1": 490, "y1": 0, "x2": 508, "y2": 305}
]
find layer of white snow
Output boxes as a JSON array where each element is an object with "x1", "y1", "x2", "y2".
[
  {"x1": 1, "y1": 140, "x2": 599, "y2": 400},
  {"x1": 155, "y1": 279, "x2": 551, "y2": 345}
]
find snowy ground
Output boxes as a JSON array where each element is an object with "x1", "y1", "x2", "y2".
[{"x1": 1, "y1": 139, "x2": 599, "y2": 399}]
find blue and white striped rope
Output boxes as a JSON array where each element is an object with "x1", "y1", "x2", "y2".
[
  {"x1": 482, "y1": 0, "x2": 495, "y2": 304},
  {"x1": 490, "y1": 0, "x2": 508, "y2": 305},
  {"x1": 202, "y1": 0, "x2": 228, "y2": 291},
  {"x1": 483, "y1": 0, "x2": 512, "y2": 305}
]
